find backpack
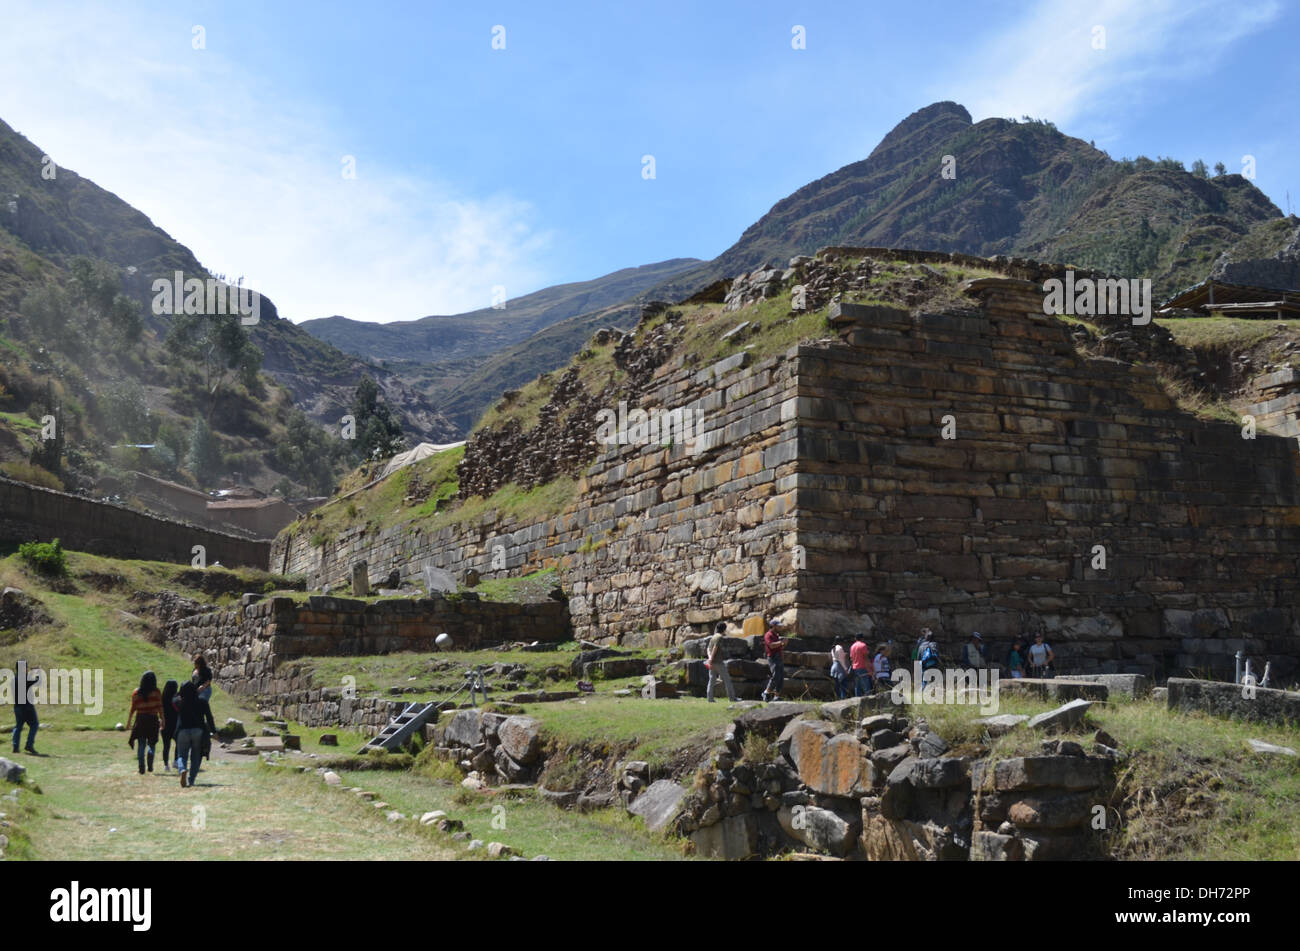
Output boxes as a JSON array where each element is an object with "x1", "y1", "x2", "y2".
[{"x1": 920, "y1": 642, "x2": 940, "y2": 670}]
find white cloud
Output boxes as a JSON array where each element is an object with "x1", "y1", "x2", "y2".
[
  {"x1": 0, "y1": 2, "x2": 551, "y2": 323},
  {"x1": 942, "y1": 0, "x2": 1280, "y2": 129}
]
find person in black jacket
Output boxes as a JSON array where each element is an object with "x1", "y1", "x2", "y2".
[
  {"x1": 172, "y1": 681, "x2": 216, "y2": 788},
  {"x1": 159, "y1": 680, "x2": 180, "y2": 772},
  {"x1": 11, "y1": 661, "x2": 40, "y2": 755}
]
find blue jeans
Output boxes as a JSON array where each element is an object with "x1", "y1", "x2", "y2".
[
  {"x1": 764, "y1": 657, "x2": 785, "y2": 697},
  {"x1": 176, "y1": 728, "x2": 204, "y2": 781},
  {"x1": 136, "y1": 737, "x2": 155, "y2": 771},
  {"x1": 853, "y1": 670, "x2": 873, "y2": 697},
  {"x1": 12, "y1": 704, "x2": 38, "y2": 751}
]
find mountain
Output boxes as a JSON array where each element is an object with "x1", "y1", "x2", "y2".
[
  {"x1": 0, "y1": 116, "x2": 455, "y2": 500},
  {"x1": 316, "y1": 102, "x2": 1292, "y2": 437},
  {"x1": 0, "y1": 117, "x2": 456, "y2": 446},
  {"x1": 301, "y1": 257, "x2": 700, "y2": 365},
  {"x1": 645, "y1": 101, "x2": 1288, "y2": 303},
  {"x1": 299, "y1": 259, "x2": 700, "y2": 433}
]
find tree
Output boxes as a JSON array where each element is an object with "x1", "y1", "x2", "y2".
[
  {"x1": 1191, "y1": 159, "x2": 1209, "y2": 179},
  {"x1": 29, "y1": 380, "x2": 64, "y2": 476},
  {"x1": 166, "y1": 309, "x2": 263, "y2": 419},
  {"x1": 350, "y1": 376, "x2": 405, "y2": 463},
  {"x1": 99, "y1": 379, "x2": 151, "y2": 442},
  {"x1": 274, "y1": 408, "x2": 345, "y2": 496},
  {"x1": 1214, "y1": 161, "x2": 1227, "y2": 177},
  {"x1": 186, "y1": 416, "x2": 223, "y2": 484}
]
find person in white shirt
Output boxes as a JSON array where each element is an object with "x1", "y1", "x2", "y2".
[
  {"x1": 1027, "y1": 633, "x2": 1055, "y2": 678},
  {"x1": 961, "y1": 632, "x2": 988, "y2": 669},
  {"x1": 706, "y1": 622, "x2": 737, "y2": 702}
]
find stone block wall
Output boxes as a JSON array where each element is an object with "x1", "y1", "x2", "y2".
[
  {"x1": 166, "y1": 594, "x2": 570, "y2": 732},
  {"x1": 0, "y1": 476, "x2": 270, "y2": 569},
  {"x1": 274, "y1": 350, "x2": 802, "y2": 647},
  {"x1": 272, "y1": 270, "x2": 1300, "y2": 676},
  {"x1": 792, "y1": 281, "x2": 1300, "y2": 679}
]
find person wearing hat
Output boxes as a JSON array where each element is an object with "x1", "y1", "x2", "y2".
[
  {"x1": 1027, "y1": 633, "x2": 1055, "y2": 678},
  {"x1": 961, "y1": 632, "x2": 989, "y2": 669},
  {"x1": 761, "y1": 618, "x2": 787, "y2": 703}
]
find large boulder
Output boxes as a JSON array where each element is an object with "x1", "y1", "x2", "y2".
[
  {"x1": 862, "y1": 815, "x2": 965, "y2": 861},
  {"x1": 497, "y1": 716, "x2": 542, "y2": 765},
  {"x1": 690, "y1": 813, "x2": 758, "y2": 859},
  {"x1": 778, "y1": 805, "x2": 861, "y2": 857},
  {"x1": 734, "y1": 702, "x2": 815, "y2": 740},
  {"x1": 1027, "y1": 699, "x2": 1093, "y2": 732},
  {"x1": 627, "y1": 780, "x2": 686, "y2": 833},
  {"x1": 443, "y1": 709, "x2": 484, "y2": 749},
  {"x1": 0, "y1": 757, "x2": 25, "y2": 784},
  {"x1": 787, "y1": 720, "x2": 874, "y2": 798},
  {"x1": 1166, "y1": 678, "x2": 1300, "y2": 728},
  {"x1": 992, "y1": 755, "x2": 1112, "y2": 792}
]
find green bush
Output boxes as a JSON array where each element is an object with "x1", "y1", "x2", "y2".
[{"x1": 19, "y1": 538, "x2": 68, "y2": 576}]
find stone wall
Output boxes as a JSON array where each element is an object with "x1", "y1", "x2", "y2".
[
  {"x1": 273, "y1": 349, "x2": 802, "y2": 647},
  {"x1": 166, "y1": 594, "x2": 570, "y2": 733},
  {"x1": 0, "y1": 476, "x2": 270, "y2": 569},
  {"x1": 273, "y1": 268, "x2": 1300, "y2": 676},
  {"x1": 793, "y1": 281, "x2": 1300, "y2": 679}
]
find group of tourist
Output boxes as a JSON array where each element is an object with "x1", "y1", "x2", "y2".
[
  {"x1": 828, "y1": 629, "x2": 1058, "y2": 698},
  {"x1": 125, "y1": 654, "x2": 218, "y2": 786},
  {"x1": 699, "y1": 620, "x2": 1059, "y2": 703},
  {"x1": 703, "y1": 619, "x2": 794, "y2": 703},
  {"x1": 12, "y1": 653, "x2": 219, "y2": 787}
]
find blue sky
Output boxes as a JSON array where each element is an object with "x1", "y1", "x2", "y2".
[{"x1": 1, "y1": 0, "x2": 1295, "y2": 323}]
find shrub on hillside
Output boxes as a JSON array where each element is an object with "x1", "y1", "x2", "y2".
[
  {"x1": 0, "y1": 460, "x2": 64, "y2": 491},
  {"x1": 19, "y1": 538, "x2": 68, "y2": 577}
]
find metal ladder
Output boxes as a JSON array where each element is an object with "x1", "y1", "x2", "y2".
[{"x1": 357, "y1": 701, "x2": 439, "y2": 754}]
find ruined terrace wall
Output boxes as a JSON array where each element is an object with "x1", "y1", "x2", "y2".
[{"x1": 792, "y1": 281, "x2": 1300, "y2": 679}]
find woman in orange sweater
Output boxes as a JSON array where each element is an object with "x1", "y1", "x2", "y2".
[{"x1": 126, "y1": 671, "x2": 164, "y2": 775}]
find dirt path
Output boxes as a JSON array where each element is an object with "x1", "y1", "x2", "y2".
[{"x1": 15, "y1": 730, "x2": 456, "y2": 861}]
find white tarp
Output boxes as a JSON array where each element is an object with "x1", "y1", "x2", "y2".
[{"x1": 380, "y1": 441, "x2": 465, "y2": 478}]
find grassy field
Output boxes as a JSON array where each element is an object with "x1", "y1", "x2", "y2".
[{"x1": 8, "y1": 731, "x2": 456, "y2": 861}]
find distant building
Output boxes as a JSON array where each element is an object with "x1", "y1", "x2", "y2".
[
  {"x1": 1161, "y1": 279, "x2": 1300, "y2": 319},
  {"x1": 205, "y1": 497, "x2": 301, "y2": 538}
]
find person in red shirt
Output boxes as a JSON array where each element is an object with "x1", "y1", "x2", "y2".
[
  {"x1": 761, "y1": 619, "x2": 787, "y2": 703},
  {"x1": 849, "y1": 635, "x2": 873, "y2": 696},
  {"x1": 126, "y1": 670, "x2": 164, "y2": 775}
]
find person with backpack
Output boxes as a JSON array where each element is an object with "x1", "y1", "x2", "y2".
[
  {"x1": 919, "y1": 634, "x2": 942, "y2": 673},
  {"x1": 1027, "y1": 633, "x2": 1055, "y2": 679},
  {"x1": 10, "y1": 661, "x2": 40, "y2": 755},
  {"x1": 191, "y1": 653, "x2": 215, "y2": 771},
  {"x1": 760, "y1": 619, "x2": 787, "y2": 703},
  {"x1": 126, "y1": 670, "x2": 164, "y2": 775},
  {"x1": 829, "y1": 643, "x2": 850, "y2": 699},
  {"x1": 873, "y1": 642, "x2": 893, "y2": 691},
  {"x1": 705, "y1": 622, "x2": 738, "y2": 703},
  {"x1": 159, "y1": 679, "x2": 180, "y2": 771},
  {"x1": 960, "y1": 632, "x2": 988, "y2": 669},
  {"x1": 849, "y1": 634, "x2": 873, "y2": 697},
  {"x1": 173, "y1": 681, "x2": 217, "y2": 788}
]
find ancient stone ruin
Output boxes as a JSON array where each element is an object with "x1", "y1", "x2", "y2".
[{"x1": 274, "y1": 249, "x2": 1300, "y2": 682}]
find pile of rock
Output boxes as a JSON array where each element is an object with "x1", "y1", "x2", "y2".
[
  {"x1": 621, "y1": 695, "x2": 1116, "y2": 861},
  {"x1": 431, "y1": 708, "x2": 544, "y2": 784}
]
